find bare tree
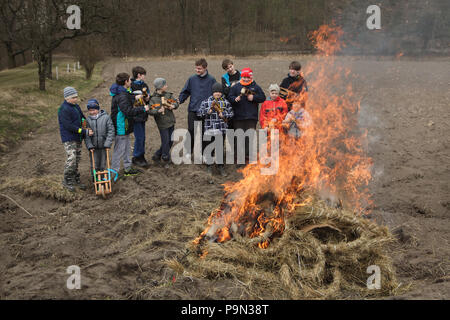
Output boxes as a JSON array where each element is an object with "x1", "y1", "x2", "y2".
[
  {"x1": 0, "y1": 0, "x2": 29, "y2": 69},
  {"x1": 18, "y1": 0, "x2": 108, "y2": 90},
  {"x1": 73, "y1": 36, "x2": 104, "y2": 80}
]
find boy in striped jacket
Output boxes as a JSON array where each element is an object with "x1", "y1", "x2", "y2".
[{"x1": 197, "y1": 83, "x2": 233, "y2": 176}]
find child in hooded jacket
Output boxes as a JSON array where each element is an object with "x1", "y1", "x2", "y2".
[{"x1": 84, "y1": 99, "x2": 115, "y2": 180}]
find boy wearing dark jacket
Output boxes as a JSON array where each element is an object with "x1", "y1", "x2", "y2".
[
  {"x1": 221, "y1": 59, "x2": 241, "y2": 97},
  {"x1": 58, "y1": 86, "x2": 92, "y2": 192},
  {"x1": 228, "y1": 67, "x2": 266, "y2": 162},
  {"x1": 110, "y1": 73, "x2": 149, "y2": 176},
  {"x1": 279, "y1": 61, "x2": 308, "y2": 110},
  {"x1": 84, "y1": 99, "x2": 115, "y2": 179},
  {"x1": 148, "y1": 78, "x2": 179, "y2": 166},
  {"x1": 130, "y1": 66, "x2": 150, "y2": 167}
]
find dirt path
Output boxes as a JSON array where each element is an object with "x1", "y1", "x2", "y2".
[{"x1": 0, "y1": 56, "x2": 449, "y2": 299}]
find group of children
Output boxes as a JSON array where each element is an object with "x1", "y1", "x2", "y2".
[{"x1": 57, "y1": 59, "x2": 310, "y2": 192}]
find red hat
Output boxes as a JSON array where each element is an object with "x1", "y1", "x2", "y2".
[{"x1": 240, "y1": 67, "x2": 253, "y2": 78}]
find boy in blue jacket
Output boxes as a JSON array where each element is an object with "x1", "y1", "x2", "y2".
[
  {"x1": 178, "y1": 58, "x2": 216, "y2": 160},
  {"x1": 58, "y1": 86, "x2": 93, "y2": 192}
]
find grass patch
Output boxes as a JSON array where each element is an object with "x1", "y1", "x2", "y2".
[
  {"x1": 0, "y1": 174, "x2": 82, "y2": 202},
  {"x1": 0, "y1": 58, "x2": 104, "y2": 152}
]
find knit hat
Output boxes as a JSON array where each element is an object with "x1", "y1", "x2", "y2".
[
  {"x1": 269, "y1": 84, "x2": 280, "y2": 93},
  {"x1": 240, "y1": 67, "x2": 253, "y2": 79},
  {"x1": 87, "y1": 99, "x2": 100, "y2": 110},
  {"x1": 212, "y1": 82, "x2": 223, "y2": 94},
  {"x1": 64, "y1": 86, "x2": 78, "y2": 99},
  {"x1": 154, "y1": 78, "x2": 166, "y2": 90}
]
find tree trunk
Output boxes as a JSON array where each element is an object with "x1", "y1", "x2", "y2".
[
  {"x1": 178, "y1": 0, "x2": 188, "y2": 54},
  {"x1": 5, "y1": 41, "x2": 17, "y2": 69},
  {"x1": 46, "y1": 51, "x2": 53, "y2": 80},
  {"x1": 38, "y1": 55, "x2": 47, "y2": 91},
  {"x1": 21, "y1": 51, "x2": 26, "y2": 66},
  {"x1": 85, "y1": 65, "x2": 94, "y2": 80}
]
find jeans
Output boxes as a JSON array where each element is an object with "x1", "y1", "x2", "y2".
[
  {"x1": 154, "y1": 126, "x2": 174, "y2": 161},
  {"x1": 133, "y1": 121, "x2": 146, "y2": 158}
]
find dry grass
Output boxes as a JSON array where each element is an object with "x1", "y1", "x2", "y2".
[
  {"x1": 0, "y1": 175, "x2": 81, "y2": 202},
  {"x1": 167, "y1": 197, "x2": 402, "y2": 299}
]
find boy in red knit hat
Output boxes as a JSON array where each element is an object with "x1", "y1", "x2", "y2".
[{"x1": 228, "y1": 67, "x2": 266, "y2": 164}]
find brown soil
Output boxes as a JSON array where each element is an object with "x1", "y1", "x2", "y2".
[{"x1": 0, "y1": 56, "x2": 449, "y2": 299}]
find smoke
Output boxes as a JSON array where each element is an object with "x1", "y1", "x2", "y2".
[{"x1": 331, "y1": 0, "x2": 450, "y2": 56}]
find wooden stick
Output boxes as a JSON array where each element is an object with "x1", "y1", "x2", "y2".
[{"x1": 0, "y1": 193, "x2": 33, "y2": 217}]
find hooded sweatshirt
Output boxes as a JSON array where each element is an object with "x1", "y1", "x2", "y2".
[
  {"x1": 110, "y1": 83, "x2": 146, "y2": 135},
  {"x1": 84, "y1": 110, "x2": 115, "y2": 150}
]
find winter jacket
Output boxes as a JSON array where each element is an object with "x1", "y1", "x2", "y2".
[
  {"x1": 148, "y1": 91, "x2": 179, "y2": 130},
  {"x1": 58, "y1": 100, "x2": 86, "y2": 143},
  {"x1": 259, "y1": 97, "x2": 288, "y2": 129},
  {"x1": 178, "y1": 71, "x2": 216, "y2": 112},
  {"x1": 84, "y1": 110, "x2": 115, "y2": 150},
  {"x1": 228, "y1": 81, "x2": 266, "y2": 121},
  {"x1": 197, "y1": 96, "x2": 234, "y2": 135},
  {"x1": 110, "y1": 83, "x2": 146, "y2": 136},
  {"x1": 221, "y1": 70, "x2": 241, "y2": 97},
  {"x1": 279, "y1": 74, "x2": 308, "y2": 99},
  {"x1": 130, "y1": 78, "x2": 150, "y2": 123}
]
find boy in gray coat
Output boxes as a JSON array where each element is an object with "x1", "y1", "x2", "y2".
[{"x1": 84, "y1": 99, "x2": 115, "y2": 179}]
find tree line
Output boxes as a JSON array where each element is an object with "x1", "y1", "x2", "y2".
[{"x1": 1, "y1": 0, "x2": 449, "y2": 90}]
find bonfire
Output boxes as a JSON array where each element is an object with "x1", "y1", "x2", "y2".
[{"x1": 172, "y1": 25, "x2": 399, "y2": 299}]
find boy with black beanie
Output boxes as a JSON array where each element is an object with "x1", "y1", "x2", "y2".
[{"x1": 197, "y1": 82, "x2": 234, "y2": 176}]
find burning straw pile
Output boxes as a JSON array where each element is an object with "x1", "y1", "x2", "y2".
[
  {"x1": 179, "y1": 195, "x2": 398, "y2": 299},
  {"x1": 169, "y1": 25, "x2": 399, "y2": 298}
]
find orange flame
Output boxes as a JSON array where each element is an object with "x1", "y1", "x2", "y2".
[{"x1": 194, "y1": 25, "x2": 372, "y2": 251}]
